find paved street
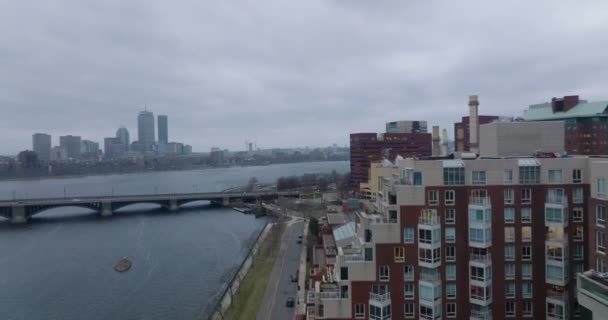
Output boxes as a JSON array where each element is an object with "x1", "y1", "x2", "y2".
[{"x1": 257, "y1": 219, "x2": 304, "y2": 320}]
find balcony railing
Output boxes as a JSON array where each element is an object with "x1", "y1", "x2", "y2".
[
  {"x1": 547, "y1": 194, "x2": 568, "y2": 205},
  {"x1": 470, "y1": 253, "x2": 492, "y2": 263},
  {"x1": 319, "y1": 291, "x2": 341, "y2": 299},
  {"x1": 470, "y1": 310, "x2": 492, "y2": 320},
  {"x1": 470, "y1": 196, "x2": 491, "y2": 206},
  {"x1": 547, "y1": 289, "x2": 568, "y2": 302},
  {"x1": 420, "y1": 271, "x2": 441, "y2": 281},
  {"x1": 344, "y1": 253, "x2": 365, "y2": 262},
  {"x1": 419, "y1": 215, "x2": 441, "y2": 225},
  {"x1": 369, "y1": 292, "x2": 390, "y2": 302}
]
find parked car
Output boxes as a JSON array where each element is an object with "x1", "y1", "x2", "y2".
[{"x1": 286, "y1": 297, "x2": 295, "y2": 307}]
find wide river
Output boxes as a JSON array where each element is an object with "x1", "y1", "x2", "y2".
[{"x1": 0, "y1": 161, "x2": 349, "y2": 320}]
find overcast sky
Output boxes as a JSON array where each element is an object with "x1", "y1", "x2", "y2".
[{"x1": 2, "y1": 1, "x2": 608, "y2": 155}]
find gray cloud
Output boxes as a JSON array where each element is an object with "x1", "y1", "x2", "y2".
[{"x1": 2, "y1": 0, "x2": 608, "y2": 154}]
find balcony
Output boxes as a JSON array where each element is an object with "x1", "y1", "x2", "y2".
[
  {"x1": 470, "y1": 310, "x2": 492, "y2": 320},
  {"x1": 369, "y1": 291, "x2": 391, "y2": 308},
  {"x1": 470, "y1": 253, "x2": 492, "y2": 264},
  {"x1": 470, "y1": 196, "x2": 491, "y2": 208},
  {"x1": 419, "y1": 215, "x2": 441, "y2": 226},
  {"x1": 547, "y1": 194, "x2": 568, "y2": 206},
  {"x1": 545, "y1": 205, "x2": 568, "y2": 228},
  {"x1": 546, "y1": 289, "x2": 568, "y2": 320}
]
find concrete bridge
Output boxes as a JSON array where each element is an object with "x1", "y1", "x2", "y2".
[{"x1": 0, "y1": 191, "x2": 302, "y2": 224}]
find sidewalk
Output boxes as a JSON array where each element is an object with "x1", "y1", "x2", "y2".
[{"x1": 295, "y1": 219, "x2": 309, "y2": 318}]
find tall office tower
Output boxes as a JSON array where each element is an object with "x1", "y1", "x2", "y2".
[
  {"x1": 116, "y1": 127, "x2": 130, "y2": 152},
  {"x1": 138, "y1": 110, "x2": 155, "y2": 152},
  {"x1": 32, "y1": 133, "x2": 51, "y2": 162},
  {"x1": 59, "y1": 135, "x2": 82, "y2": 159},
  {"x1": 157, "y1": 115, "x2": 168, "y2": 144}
]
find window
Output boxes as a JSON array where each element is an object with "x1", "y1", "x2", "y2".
[
  {"x1": 597, "y1": 230, "x2": 605, "y2": 253},
  {"x1": 573, "y1": 187, "x2": 584, "y2": 204},
  {"x1": 598, "y1": 204, "x2": 606, "y2": 227},
  {"x1": 340, "y1": 267, "x2": 349, "y2": 280},
  {"x1": 505, "y1": 282, "x2": 515, "y2": 298},
  {"x1": 318, "y1": 304, "x2": 324, "y2": 317},
  {"x1": 504, "y1": 207, "x2": 514, "y2": 223},
  {"x1": 546, "y1": 207, "x2": 564, "y2": 224},
  {"x1": 379, "y1": 265, "x2": 389, "y2": 281},
  {"x1": 444, "y1": 167, "x2": 465, "y2": 185},
  {"x1": 519, "y1": 166, "x2": 540, "y2": 184},
  {"x1": 472, "y1": 171, "x2": 486, "y2": 184},
  {"x1": 445, "y1": 208, "x2": 455, "y2": 224},
  {"x1": 446, "y1": 264, "x2": 456, "y2": 280},
  {"x1": 447, "y1": 303, "x2": 456, "y2": 317},
  {"x1": 521, "y1": 207, "x2": 531, "y2": 223},
  {"x1": 573, "y1": 207, "x2": 584, "y2": 223},
  {"x1": 523, "y1": 301, "x2": 533, "y2": 317},
  {"x1": 445, "y1": 190, "x2": 455, "y2": 205},
  {"x1": 419, "y1": 228, "x2": 440, "y2": 244},
  {"x1": 446, "y1": 284, "x2": 456, "y2": 299},
  {"x1": 597, "y1": 177, "x2": 606, "y2": 197},
  {"x1": 420, "y1": 283, "x2": 441, "y2": 302},
  {"x1": 427, "y1": 190, "x2": 438, "y2": 206},
  {"x1": 341, "y1": 285, "x2": 349, "y2": 299},
  {"x1": 365, "y1": 247, "x2": 374, "y2": 261},
  {"x1": 404, "y1": 265, "x2": 414, "y2": 281},
  {"x1": 365, "y1": 229, "x2": 372, "y2": 243},
  {"x1": 574, "y1": 225, "x2": 584, "y2": 241},
  {"x1": 505, "y1": 301, "x2": 516, "y2": 317},
  {"x1": 389, "y1": 210, "x2": 398, "y2": 223},
  {"x1": 355, "y1": 304, "x2": 365, "y2": 319},
  {"x1": 522, "y1": 263, "x2": 532, "y2": 279},
  {"x1": 404, "y1": 284, "x2": 414, "y2": 299},
  {"x1": 574, "y1": 244, "x2": 584, "y2": 260},
  {"x1": 505, "y1": 263, "x2": 515, "y2": 279},
  {"x1": 573, "y1": 169, "x2": 582, "y2": 183},
  {"x1": 420, "y1": 305, "x2": 437, "y2": 320},
  {"x1": 470, "y1": 284, "x2": 491, "y2": 302},
  {"x1": 505, "y1": 227, "x2": 515, "y2": 242},
  {"x1": 522, "y1": 246, "x2": 532, "y2": 260},
  {"x1": 445, "y1": 227, "x2": 455, "y2": 243},
  {"x1": 505, "y1": 245, "x2": 515, "y2": 261},
  {"x1": 548, "y1": 169, "x2": 563, "y2": 183},
  {"x1": 419, "y1": 248, "x2": 441, "y2": 264},
  {"x1": 470, "y1": 265, "x2": 489, "y2": 282},
  {"x1": 522, "y1": 226, "x2": 532, "y2": 242},
  {"x1": 413, "y1": 172, "x2": 422, "y2": 185},
  {"x1": 394, "y1": 247, "x2": 404, "y2": 263},
  {"x1": 597, "y1": 258, "x2": 606, "y2": 273},
  {"x1": 404, "y1": 303, "x2": 414, "y2": 318},
  {"x1": 522, "y1": 283, "x2": 533, "y2": 298},
  {"x1": 521, "y1": 188, "x2": 532, "y2": 204},
  {"x1": 504, "y1": 169, "x2": 513, "y2": 184},
  {"x1": 445, "y1": 246, "x2": 456, "y2": 262},
  {"x1": 403, "y1": 228, "x2": 415, "y2": 243},
  {"x1": 504, "y1": 189, "x2": 514, "y2": 204}
]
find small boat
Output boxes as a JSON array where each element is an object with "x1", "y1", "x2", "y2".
[{"x1": 114, "y1": 258, "x2": 132, "y2": 273}]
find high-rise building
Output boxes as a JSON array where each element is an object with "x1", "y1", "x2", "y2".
[
  {"x1": 137, "y1": 110, "x2": 155, "y2": 152},
  {"x1": 522, "y1": 95, "x2": 608, "y2": 155},
  {"x1": 81, "y1": 140, "x2": 100, "y2": 154},
  {"x1": 167, "y1": 142, "x2": 184, "y2": 154},
  {"x1": 116, "y1": 127, "x2": 130, "y2": 152},
  {"x1": 307, "y1": 155, "x2": 605, "y2": 320},
  {"x1": 158, "y1": 115, "x2": 168, "y2": 144},
  {"x1": 32, "y1": 133, "x2": 51, "y2": 162},
  {"x1": 350, "y1": 132, "x2": 432, "y2": 190},
  {"x1": 104, "y1": 137, "x2": 125, "y2": 159},
  {"x1": 59, "y1": 135, "x2": 82, "y2": 159},
  {"x1": 50, "y1": 146, "x2": 67, "y2": 161}
]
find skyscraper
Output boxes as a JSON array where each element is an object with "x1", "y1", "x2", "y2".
[
  {"x1": 137, "y1": 110, "x2": 155, "y2": 152},
  {"x1": 32, "y1": 133, "x2": 51, "y2": 162},
  {"x1": 59, "y1": 135, "x2": 82, "y2": 159},
  {"x1": 116, "y1": 127, "x2": 130, "y2": 152},
  {"x1": 158, "y1": 115, "x2": 168, "y2": 144}
]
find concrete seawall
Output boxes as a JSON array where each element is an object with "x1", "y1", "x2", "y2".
[{"x1": 208, "y1": 222, "x2": 273, "y2": 320}]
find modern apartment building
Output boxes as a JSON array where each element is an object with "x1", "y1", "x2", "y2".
[
  {"x1": 523, "y1": 95, "x2": 608, "y2": 155},
  {"x1": 307, "y1": 155, "x2": 607, "y2": 320},
  {"x1": 59, "y1": 135, "x2": 82, "y2": 159},
  {"x1": 350, "y1": 133, "x2": 432, "y2": 191},
  {"x1": 359, "y1": 161, "x2": 399, "y2": 201}
]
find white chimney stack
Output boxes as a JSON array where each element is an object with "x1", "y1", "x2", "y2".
[
  {"x1": 468, "y1": 95, "x2": 480, "y2": 154},
  {"x1": 441, "y1": 128, "x2": 449, "y2": 155}
]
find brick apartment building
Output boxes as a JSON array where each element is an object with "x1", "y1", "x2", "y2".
[
  {"x1": 306, "y1": 155, "x2": 608, "y2": 320},
  {"x1": 350, "y1": 133, "x2": 432, "y2": 191},
  {"x1": 523, "y1": 95, "x2": 608, "y2": 155}
]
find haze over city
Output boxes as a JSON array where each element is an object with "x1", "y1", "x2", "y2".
[{"x1": 2, "y1": 1, "x2": 608, "y2": 154}]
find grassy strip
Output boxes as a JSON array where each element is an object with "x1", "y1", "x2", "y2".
[{"x1": 222, "y1": 222, "x2": 286, "y2": 320}]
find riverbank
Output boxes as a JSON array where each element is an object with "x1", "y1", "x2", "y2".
[
  {"x1": 0, "y1": 160, "x2": 348, "y2": 183},
  {"x1": 209, "y1": 220, "x2": 286, "y2": 320}
]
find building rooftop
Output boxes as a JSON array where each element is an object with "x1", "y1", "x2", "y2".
[{"x1": 523, "y1": 100, "x2": 608, "y2": 121}]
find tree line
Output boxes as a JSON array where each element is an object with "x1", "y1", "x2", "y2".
[{"x1": 276, "y1": 170, "x2": 350, "y2": 192}]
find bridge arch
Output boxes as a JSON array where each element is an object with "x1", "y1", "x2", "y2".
[
  {"x1": 28, "y1": 204, "x2": 102, "y2": 218},
  {"x1": 112, "y1": 201, "x2": 170, "y2": 212},
  {"x1": 176, "y1": 199, "x2": 214, "y2": 208}
]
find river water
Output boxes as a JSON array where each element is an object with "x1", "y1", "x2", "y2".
[{"x1": 0, "y1": 161, "x2": 348, "y2": 320}]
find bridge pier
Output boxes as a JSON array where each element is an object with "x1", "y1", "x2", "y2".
[
  {"x1": 10, "y1": 205, "x2": 27, "y2": 224},
  {"x1": 169, "y1": 198, "x2": 178, "y2": 212},
  {"x1": 223, "y1": 196, "x2": 230, "y2": 207},
  {"x1": 101, "y1": 201, "x2": 112, "y2": 217}
]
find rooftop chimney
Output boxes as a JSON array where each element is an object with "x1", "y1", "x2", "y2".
[
  {"x1": 468, "y1": 95, "x2": 480, "y2": 154},
  {"x1": 432, "y1": 126, "x2": 441, "y2": 156},
  {"x1": 441, "y1": 128, "x2": 449, "y2": 156}
]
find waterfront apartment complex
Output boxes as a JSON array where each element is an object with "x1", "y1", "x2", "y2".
[{"x1": 307, "y1": 155, "x2": 608, "y2": 320}]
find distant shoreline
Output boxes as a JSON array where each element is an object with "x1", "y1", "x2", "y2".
[{"x1": 0, "y1": 160, "x2": 349, "y2": 183}]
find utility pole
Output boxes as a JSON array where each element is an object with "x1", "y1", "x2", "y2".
[{"x1": 64, "y1": 187, "x2": 67, "y2": 199}]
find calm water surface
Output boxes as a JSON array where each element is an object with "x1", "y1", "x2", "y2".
[{"x1": 0, "y1": 161, "x2": 348, "y2": 320}]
